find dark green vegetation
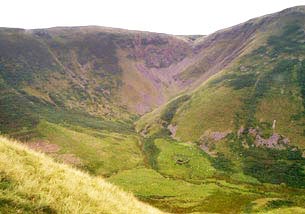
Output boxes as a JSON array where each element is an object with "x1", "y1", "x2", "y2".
[
  {"x1": 160, "y1": 95, "x2": 190, "y2": 124},
  {"x1": 228, "y1": 133, "x2": 305, "y2": 188},
  {"x1": 2, "y1": 6, "x2": 305, "y2": 214}
]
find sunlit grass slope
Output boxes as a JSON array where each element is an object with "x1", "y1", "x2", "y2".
[
  {"x1": 33, "y1": 121, "x2": 144, "y2": 176},
  {"x1": 0, "y1": 136, "x2": 164, "y2": 214}
]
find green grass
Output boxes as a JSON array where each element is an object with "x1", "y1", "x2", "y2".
[
  {"x1": 142, "y1": 136, "x2": 160, "y2": 169},
  {"x1": 109, "y1": 166, "x2": 305, "y2": 213},
  {"x1": 259, "y1": 207, "x2": 305, "y2": 214},
  {"x1": 32, "y1": 121, "x2": 144, "y2": 176},
  {"x1": 223, "y1": 133, "x2": 305, "y2": 188},
  {"x1": 160, "y1": 95, "x2": 190, "y2": 125},
  {"x1": 154, "y1": 138, "x2": 215, "y2": 180},
  {"x1": 108, "y1": 167, "x2": 259, "y2": 213},
  {"x1": 0, "y1": 136, "x2": 164, "y2": 214},
  {"x1": 230, "y1": 173, "x2": 260, "y2": 185},
  {"x1": 173, "y1": 86, "x2": 244, "y2": 142},
  {"x1": 108, "y1": 135, "x2": 305, "y2": 213}
]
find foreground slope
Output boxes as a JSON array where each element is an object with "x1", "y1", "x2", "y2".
[
  {"x1": 2, "y1": 137, "x2": 305, "y2": 214},
  {"x1": 0, "y1": 136, "x2": 164, "y2": 214}
]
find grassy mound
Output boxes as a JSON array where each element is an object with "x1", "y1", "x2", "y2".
[{"x1": 0, "y1": 136, "x2": 164, "y2": 214}]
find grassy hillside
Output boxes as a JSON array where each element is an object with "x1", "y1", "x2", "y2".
[
  {"x1": 0, "y1": 136, "x2": 164, "y2": 214},
  {"x1": 137, "y1": 6, "x2": 305, "y2": 146},
  {"x1": 136, "y1": 5, "x2": 305, "y2": 192},
  {"x1": 0, "y1": 26, "x2": 196, "y2": 122}
]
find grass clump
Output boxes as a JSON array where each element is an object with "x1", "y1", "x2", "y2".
[
  {"x1": 142, "y1": 137, "x2": 160, "y2": 169},
  {"x1": 266, "y1": 199, "x2": 294, "y2": 209}
]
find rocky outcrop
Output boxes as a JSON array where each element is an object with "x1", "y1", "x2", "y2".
[
  {"x1": 198, "y1": 131, "x2": 230, "y2": 156},
  {"x1": 127, "y1": 34, "x2": 192, "y2": 69},
  {"x1": 209, "y1": 131, "x2": 230, "y2": 141},
  {"x1": 254, "y1": 133, "x2": 289, "y2": 149},
  {"x1": 167, "y1": 124, "x2": 177, "y2": 138},
  {"x1": 247, "y1": 128, "x2": 289, "y2": 149}
]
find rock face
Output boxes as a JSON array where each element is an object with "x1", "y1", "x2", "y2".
[
  {"x1": 167, "y1": 124, "x2": 178, "y2": 138},
  {"x1": 198, "y1": 131, "x2": 230, "y2": 156},
  {"x1": 209, "y1": 131, "x2": 230, "y2": 141},
  {"x1": 254, "y1": 133, "x2": 289, "y2": 149},
  {"x1": 247, "y1": 128, "x2": 289, "y2": 149},
  {"x1": 199, "y1": 131, "x2": 230, "y2": 143},
  {"x1": 125, "y1": 34, "x2": 192, "y2": 69}
]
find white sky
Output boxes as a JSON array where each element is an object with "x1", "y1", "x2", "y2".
[{"x1": 1, "y1": 0, "x2": 305, "y2": 35}]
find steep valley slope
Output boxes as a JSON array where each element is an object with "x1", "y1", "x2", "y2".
[{"x1": 1, "y1": 5, "x2": 305, "y2": 214}]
